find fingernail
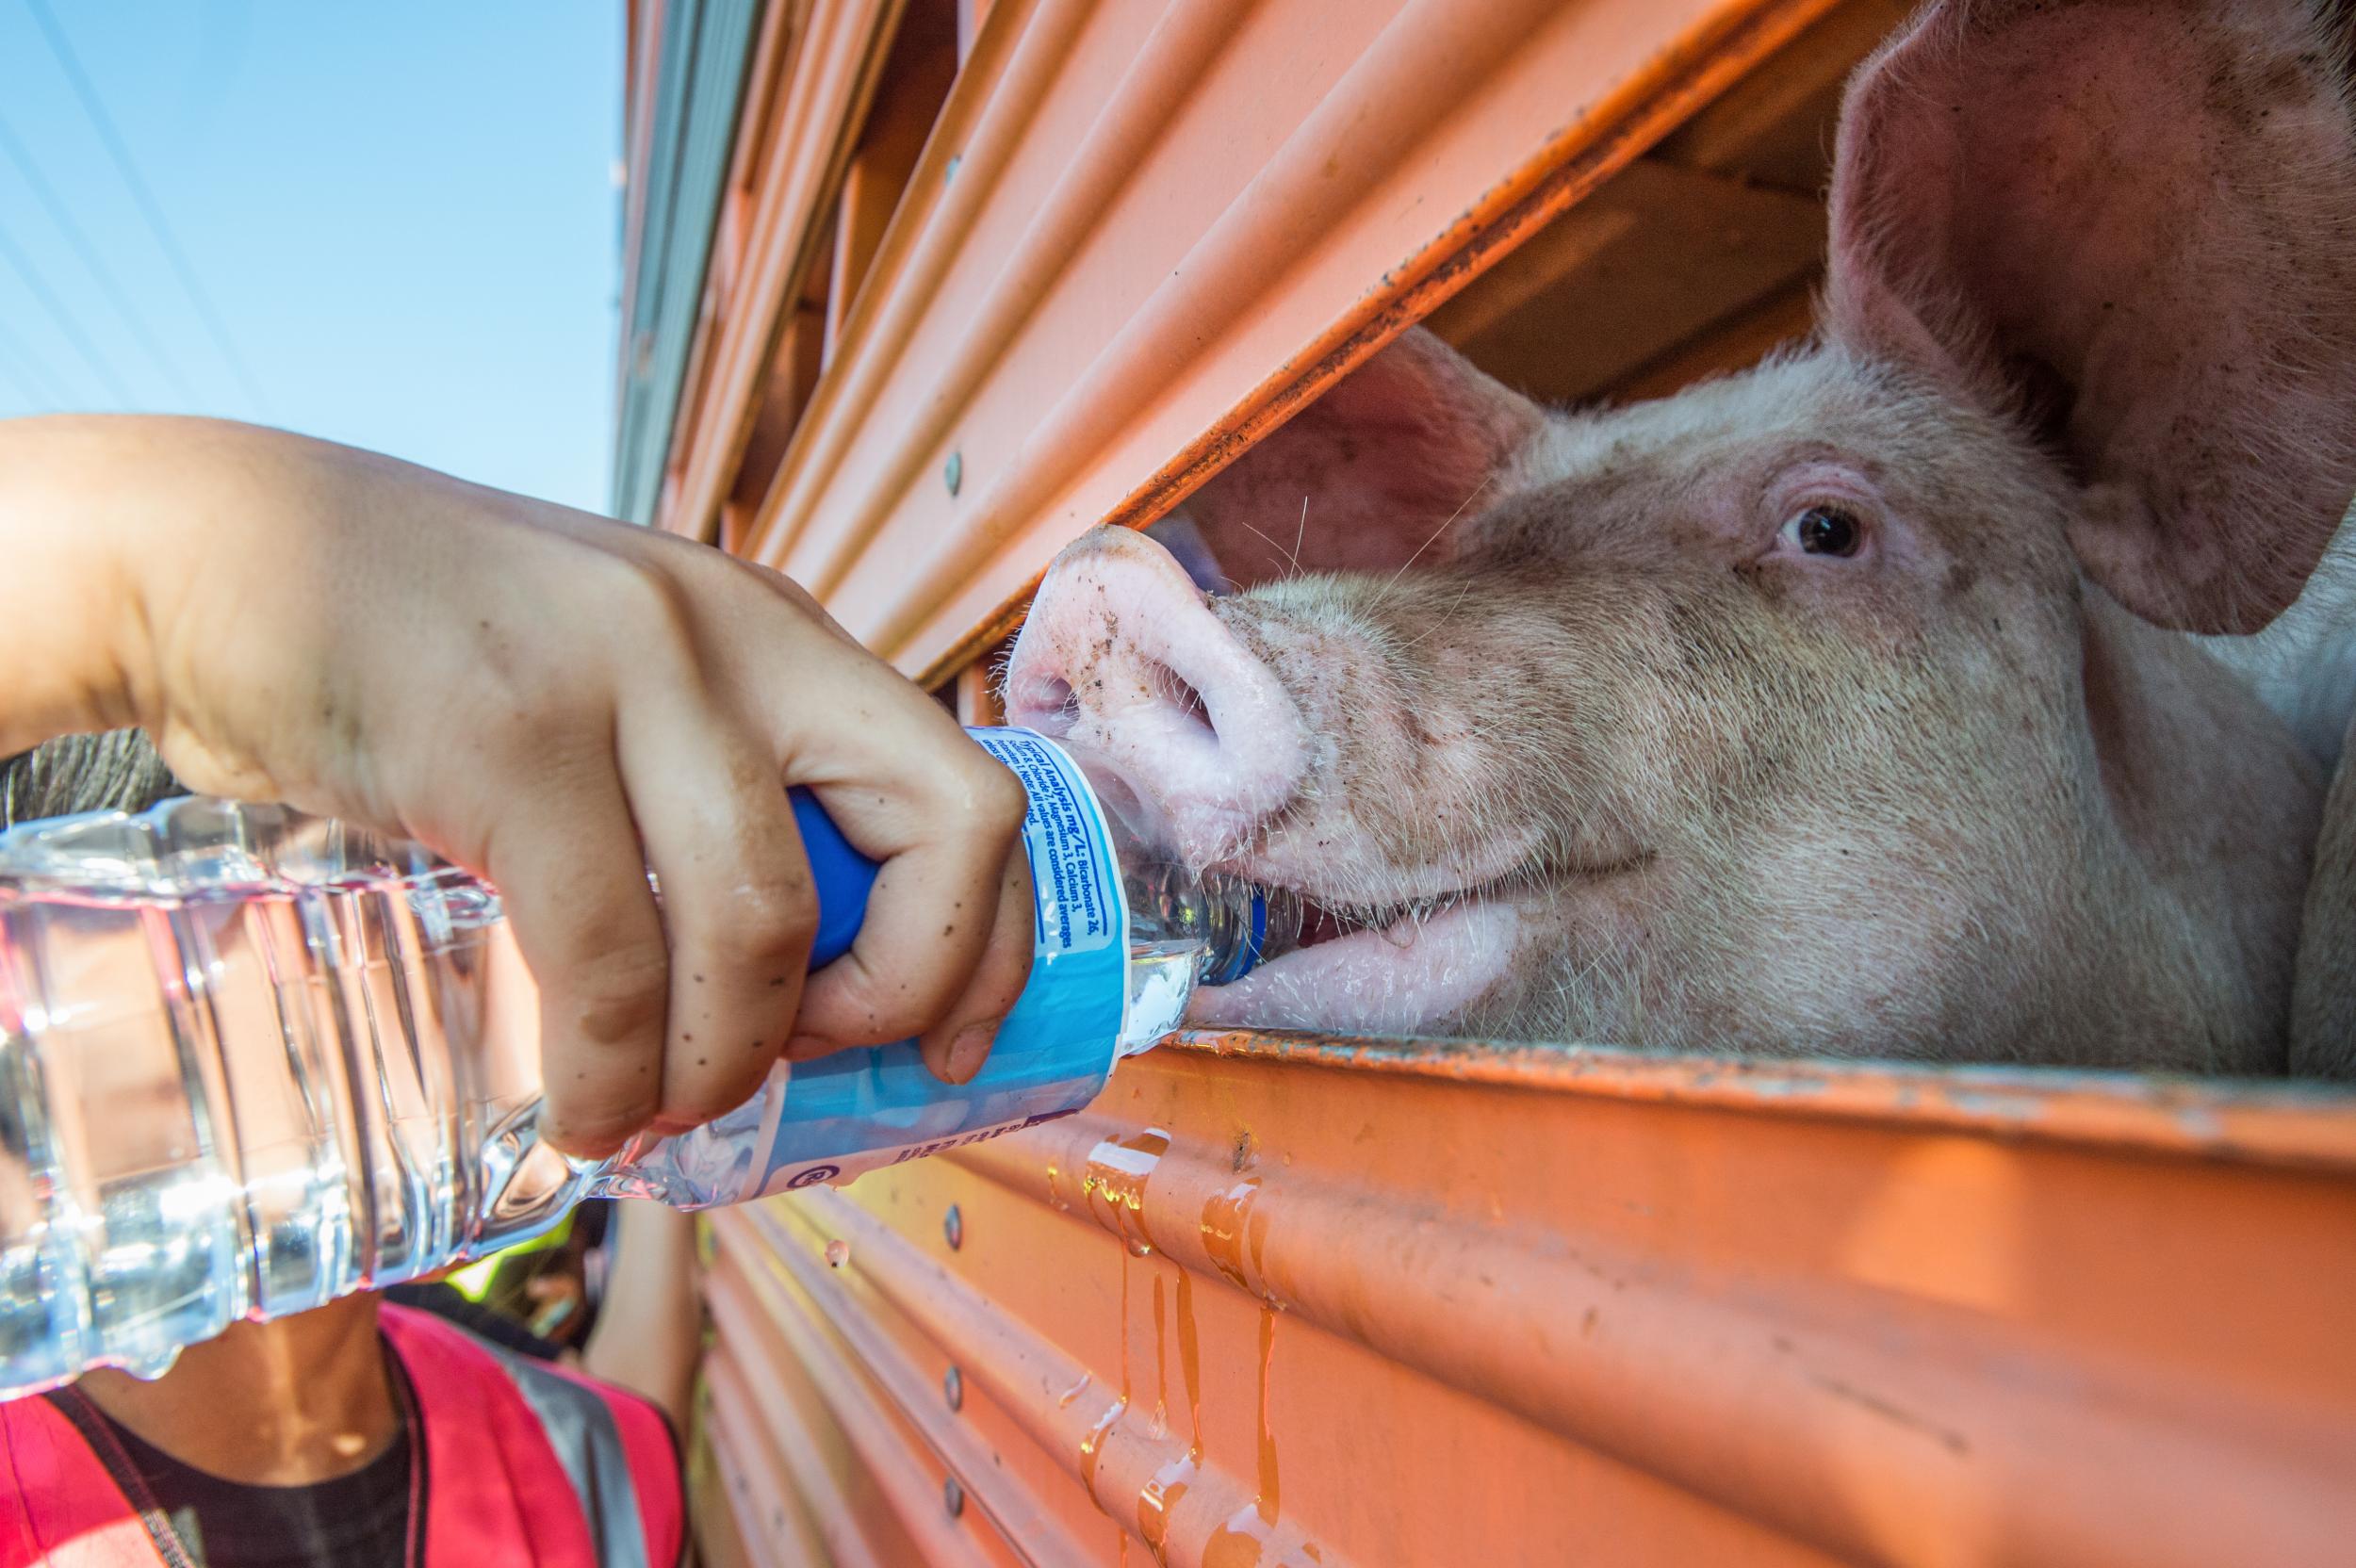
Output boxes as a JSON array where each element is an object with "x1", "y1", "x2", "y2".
[{"x1": 944, "y1": 1018, "x2": 1002, "y2": 1085}]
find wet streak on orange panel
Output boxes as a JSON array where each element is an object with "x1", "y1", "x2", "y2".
[
  {"x1": 925, "y1": 1044, "x2": 2356, "y2": 1566},
  {"x1": 764, "y1": 1089, "x2": 1856, "y2": 1567},
  {"x1": 695, "y1": 1030, "x2": 2356, "y2": 1564}
]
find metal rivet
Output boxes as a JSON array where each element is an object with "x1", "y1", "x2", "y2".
[
  {"x1": 943, "y1": 450, "x2": 963, "y2": 497},
  {"x1": 944, "y1": 154, "x2": 961, "y2": 185},
  {"x1": 943, "y1": 1365, "x2": 964, "y2": 1412},
  {"x1": 943, "y1": 1203, "x2": 964, "y2": 1250},
  {"x1": 943, "y1": 1478, "x2": 966, "y2": 1518}
]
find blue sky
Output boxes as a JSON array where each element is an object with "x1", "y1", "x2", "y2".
[{"x1": 0, "y1": 2, "x2": 624, "y2": 512}]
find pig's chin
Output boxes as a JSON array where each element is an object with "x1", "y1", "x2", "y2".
[{"x1": 1183, "y1": 896, "x2": 1524, "y2": 1036}]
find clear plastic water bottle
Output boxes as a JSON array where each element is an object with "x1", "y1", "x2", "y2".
[{"x1": 0, "y1": 727, "x2": 1295, "y2": 1397}]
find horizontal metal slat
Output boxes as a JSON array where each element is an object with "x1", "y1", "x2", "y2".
[
  {"x1": 739, "y1": 0, "x2": 1841, "y2": 682},
  {"x1": 698, "y1": 1037, "x2": 2356, "y2": 1567},
  {"x1": 711, "y1": 1207, "x2": 1077, "y2": 1565},
  {"x1": 613, "y1": 0, "x2": 765, "y2": 523},
  {"x1": 657, "y1": 0, "x2": 914, "y2": 538}
]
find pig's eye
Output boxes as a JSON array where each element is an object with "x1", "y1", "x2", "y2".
[{"x1": 1780, "y1": 505, "x2": 1862, "y2": 558}]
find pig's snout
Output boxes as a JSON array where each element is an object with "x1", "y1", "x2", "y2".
[{"x1": 1006, "y1": 528, "x2": 1306, "y2": 862}]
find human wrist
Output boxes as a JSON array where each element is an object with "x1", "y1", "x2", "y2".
[{"x1": 0, "y1": 415, "x2": 307, "y2": 760}]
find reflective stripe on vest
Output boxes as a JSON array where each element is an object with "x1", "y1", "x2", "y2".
[
  {"x1": 0, "y1": 1305, "x2": 681, "y2": 1568},
  {"x1": 380, "y1": 1304, "x2": 682, "y2": 1568}
]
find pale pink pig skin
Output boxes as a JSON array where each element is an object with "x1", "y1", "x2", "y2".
[{"x1": 1006, "y1": 0, "x2": 2356, "y2": 1073}]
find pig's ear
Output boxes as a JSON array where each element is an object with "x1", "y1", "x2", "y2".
[
  {"x1": 1174, "y1": 327, "x2": 1546, "y2": 585},
  {"x1": 1824, "y1": 0, "x2": 2356, "y2": 634}
]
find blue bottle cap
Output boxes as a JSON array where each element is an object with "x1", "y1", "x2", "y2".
[{"x1": 1200, "y1": 886, "x2": 1271, "y2": 988}]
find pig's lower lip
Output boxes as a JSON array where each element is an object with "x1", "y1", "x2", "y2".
[{"x1": 1184, "y1": 895, "x2": 1523, "y2": 1035}]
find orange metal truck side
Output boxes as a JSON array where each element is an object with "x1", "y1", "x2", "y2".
[
  {"x1": 607, "y1": 3, "x2": 2356, "y2": 1563},
  {"x1": 705, "y1": 1039, "x2": 2356, "y2": 1566},
  {"x1": 726, "y1": 0, "x2": 1846, "y2": 683}
]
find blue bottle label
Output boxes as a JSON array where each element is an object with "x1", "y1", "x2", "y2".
[{"x1": 743, "y1": 728, "x2": 1130, "y2": 1197}]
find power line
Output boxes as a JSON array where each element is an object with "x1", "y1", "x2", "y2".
[
  {"x1": 22, "y1": 0, "x2": 270, "y2": 418},
  {"x1": 0, "y1": 103, "x2": 203, "y2": 405},
  {"x1": 0, "y1": 217, "x2": 137, "y2": 404}
]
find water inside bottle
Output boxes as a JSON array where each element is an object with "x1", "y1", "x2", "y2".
[
  {"x1": 0, "y1": 802, "x2": 554, "y2": 1394},
  {"x1": 1121, "y1": 939, "x2": 1205, "y2": 1053},
  {"x1": 1117, "y1": 858, "x2": 1301, "y2": 1052},
  {"x1": 0, "y1": 755, "x2": 1303, "y2": 1396}
]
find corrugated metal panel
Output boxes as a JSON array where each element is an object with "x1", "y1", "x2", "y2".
[
  {"x1": 612, "y1": 0, "x2": 763, "y2": 524},
  {"x1": 733, "y1": 0, "x2": 1847, "y2": 684},
  {"x1": 610, "y1": 1, "x2": 2356, "y2": 1563},
  {"x1": 652, "y1": 0, "x2": 915, "y2": 541},
  {"x1": 704, "y1": 1037, "x2": 2356, "y2": 1568}
]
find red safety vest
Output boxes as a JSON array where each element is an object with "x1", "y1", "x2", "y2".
[{"x1": 0, "y1": 1304, "x2": 683, "y2": 1567}]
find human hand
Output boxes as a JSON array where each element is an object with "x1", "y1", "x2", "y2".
[{"x1": 0, "y1": 416, "x2": 1035, "y2": 1157}]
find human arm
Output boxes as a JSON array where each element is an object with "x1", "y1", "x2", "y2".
[
  {"x1": 0, "y1": 415, "x2": 1034, "y2": 1154},
  {"x1": 580, "y1": 1200, "x2": 703, "y2": 1429}
]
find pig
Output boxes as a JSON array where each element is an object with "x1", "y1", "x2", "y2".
[
  {"x1": 1005, "y1": 0, "x2": 2356, "y2": 1073},
  {"x1": 2297, "y1": 734, "x2": 2356, "y2": 1070},
  {"x1": 2203, "y1": 516, "x2": 2356, "y2": 1075}
]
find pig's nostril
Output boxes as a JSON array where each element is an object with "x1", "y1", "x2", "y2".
[
  {"x1": 1021, "y1": 675, "x2": 1080, "y2": 736},
  {"x1": 1145, "y1": 662, "x2": 1216, "y2": 741}
]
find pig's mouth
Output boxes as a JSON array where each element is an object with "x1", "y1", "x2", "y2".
[
  {"x1": 1183, "y1": 841, "x2": 1655, "y2": 1035},
  {"x1": 1294, "y1": 882, "x2": 1506, "y2": 948},
  {"x1": 1185, "y1": 869, "x2": 1538, "y2": 1035}
]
